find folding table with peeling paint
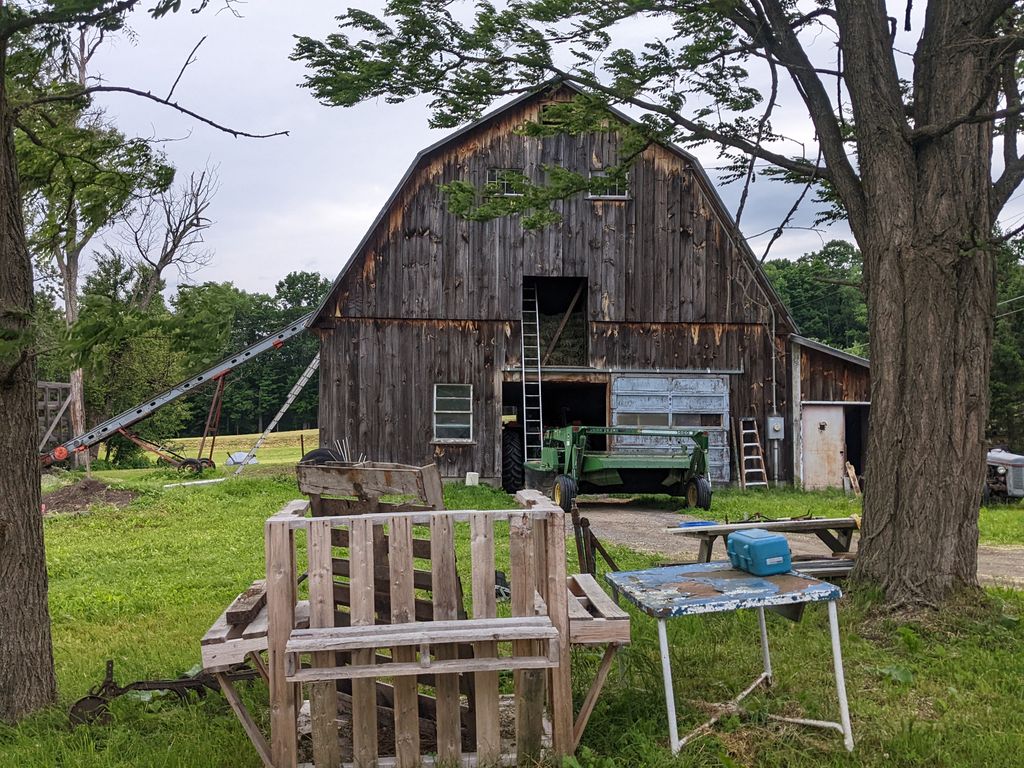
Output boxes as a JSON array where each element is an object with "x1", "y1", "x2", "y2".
[{"x1": 606, "y1": 562, "x2": 854, "y2": 753}]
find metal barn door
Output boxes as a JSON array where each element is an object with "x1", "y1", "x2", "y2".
[
  {"x1": 610, "y1": 375, "x2": 730, "y2": 483},
  {"x1": 801, "y1": 404, "x2": 846, "y2": 490}
]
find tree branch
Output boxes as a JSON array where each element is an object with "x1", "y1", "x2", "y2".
[
  {"x1": 736, "y1": 54, "x2": 778, "y2": 227},
  {"x1": 167, "y1": 36, "x2": 207, "y2": 101},
  {"x1": 760, "y1": 148, "x2": 821, "y2": 263},
  {"x1": 0, "y1": 0, "x2": 140, "y2": 40},
  {"x1": 18, "y1": 85, "x2": 287, "y2": 139},
  {"x1": 535, "y1": 65, "x2": 831, "y2": 183},
  {"x1": 754, "y1": 0, "x2": 866, "y2": 223}
]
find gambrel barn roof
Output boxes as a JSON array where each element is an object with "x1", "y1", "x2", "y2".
[{"x1": 308, "y1": 81, "x2": 796, "y2": 332}]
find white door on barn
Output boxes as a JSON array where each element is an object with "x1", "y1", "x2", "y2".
[
  {"x1": 801, "y1": 404, "x2": 846, "y2": 489},
  {"x1": 610, "y1": 375, "x2": 730, "y2": 483}
]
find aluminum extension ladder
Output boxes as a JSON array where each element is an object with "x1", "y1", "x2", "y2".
[
  {"x1": 520, "y1": 285, "x2": 545, "y2": 462},
  {"x1": 232, "y1": 353, "x2": 321, "y2": 475},
  {"x1": 738, "y1": 417, "x2": 769, "y2": 488}
]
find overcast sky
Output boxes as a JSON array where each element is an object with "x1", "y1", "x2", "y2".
[{"x1": 79, "y1": 2, "x2": 1009, "y2": 299}]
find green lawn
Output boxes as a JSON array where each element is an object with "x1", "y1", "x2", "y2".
[{"x1": 6, "y1": 468, "x2": 1023, "y2": 767}]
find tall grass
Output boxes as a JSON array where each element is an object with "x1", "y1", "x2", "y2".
[{"x1": 5, "y1": 472, "x2": 1022, "y2": 767}]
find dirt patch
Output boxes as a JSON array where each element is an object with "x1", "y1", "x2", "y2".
[{"x1": 42, "y1": 478, "x2": 136, "y2": 515}]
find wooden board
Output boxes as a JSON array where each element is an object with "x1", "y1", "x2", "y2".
[
  {"x1": 470, "y1": 514, "x2": 500, "y2": 765},
  {"x1": 266, "y1": 519, "x2": 299, "y2": 768},
  {"x1": 226, "y1": 580, "x2": 267, "y2": 626},
  {"x1": 510, "y1": 512, "x2": 543, "y2": 761},
  {"x1": 308, "y1": 520, "x2": 341, "y2": 768},
  {"x1": 296, "y1": 462, "x2": 442, "y2": 502},
  {"x1": 388, "y1": 515, "x2": 421, "y2": 768},
  {"x1": 349, "y1": 518, "x2": 378, "y2": 768},
  {"x1": 430, "y1": 514, "x2": 461, "y2": 766}
]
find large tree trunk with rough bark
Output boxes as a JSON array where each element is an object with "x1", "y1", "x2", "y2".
[
  {"x1": 0, "y1": 45, "x2": 58, "y2": 722},
  {"x1": 847, "y1": 0, "x2": 996, "y2": 606}
]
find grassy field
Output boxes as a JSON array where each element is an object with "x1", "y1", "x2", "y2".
[
  {"x1": 3, "y1": 467, "x2": 1024, "y2": 767},
  {"x1": 174, "y1": 428, "x2": 319, "y2": 467}
]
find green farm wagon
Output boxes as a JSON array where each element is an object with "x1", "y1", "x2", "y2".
[{"x1": 525, "y1": 425, "x2": 713, "y2": 512}]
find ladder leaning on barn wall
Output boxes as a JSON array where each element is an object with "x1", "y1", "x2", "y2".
[{"x1": 521, "y1": 284, "x2": 545, "y2": 463}]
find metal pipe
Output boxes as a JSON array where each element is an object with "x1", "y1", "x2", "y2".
[
  {"x1": 828, "y1": 600, "x2": 855, "y2": 752},
  {"x1": 757, "y1": 607, "x2": 773, "y2": 683},
  {"x1": 657, "y1": 620, "x2": 681, "y2": 753}
]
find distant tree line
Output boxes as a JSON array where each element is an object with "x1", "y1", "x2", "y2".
[{"x1": 766, "y1": 239, "x2": 1024, "y2": 449}]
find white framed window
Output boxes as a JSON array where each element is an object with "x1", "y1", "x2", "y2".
[
  {"x1": 486, "y1": 168, "x2": 525, "y2": 197},
  {"x1": 433, "y1": 384, "x2": 473, "y2": 442},
  {"x1": 587, "y1": 168, "x2": 630, "y2": 200}
]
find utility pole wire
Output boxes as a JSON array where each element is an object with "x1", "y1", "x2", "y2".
[
  {"x1": 997, "y1": 293, "x2": 1024, "y2": 306},
  {"x1": 995, "y1": 305, "x2": 1024, "y2": 319}
]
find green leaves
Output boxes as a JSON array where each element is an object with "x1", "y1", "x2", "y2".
[
  {"x1": 764, "y1": 240, "x2": 867, "y2": 354},
  {"x1": 876, "y1": 664, "x2": 915, "y2": 685}
]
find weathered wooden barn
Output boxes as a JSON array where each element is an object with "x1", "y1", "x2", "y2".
[{"x1": 308, "y1": 84, "x2": 869, "y2": 489}]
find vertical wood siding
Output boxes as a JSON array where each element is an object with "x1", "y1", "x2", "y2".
[
  {"x1": 316, "y1": 89, "x2": 799, "y2": 481},
  {"x1": 800, "y1": 348, "x2": 871, "y2": 403}
]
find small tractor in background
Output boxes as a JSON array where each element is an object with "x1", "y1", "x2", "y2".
[
  {"x1": 985, "y1": 448, "x2": 1024, "y2": 502},
  {"x1": 524, "y1": 425, "x2": 713, "y2": 512}
]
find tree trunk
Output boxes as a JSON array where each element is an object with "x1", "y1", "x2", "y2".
[
  {"x1": 0, "y1": 44, "x2": 58, "y2": 722},
  {"x1": 850, "y1": 6, "x2": 996, "y2": 606},
  {"x1": 854, "y1": 232, "x2": 993, "y2": 606},
  {"x1": 61, "y1": 255, "x2": 87, "y2": 468}
]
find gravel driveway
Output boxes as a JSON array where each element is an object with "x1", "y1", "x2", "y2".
[{"x1": 576, "y1": 500, "x2": 1024, "y2": 588}]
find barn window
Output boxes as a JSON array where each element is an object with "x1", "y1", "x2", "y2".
[
  {"x1": 433, "y1": 384, "x2": 473, "y2": 442},
  {"x1": 672, "y1": 413, "x2": 723, "y2": 428},
  {"x1": 539, "y1": 102, "x2": 564, "y2": 126},
  {"x1": 617, "y1": 412, "x2": 669, "y2": 427},
  {"x1": 486, "y1": 168, "x2": 525, "y2": 197},
  {"x1": 587, "y1": 168, "x2": 630, "y2": 200}
]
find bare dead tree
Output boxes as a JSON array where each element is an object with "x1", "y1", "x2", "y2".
[{"x1": 119, "y1": 165, "x2": 218, "y2": 310}]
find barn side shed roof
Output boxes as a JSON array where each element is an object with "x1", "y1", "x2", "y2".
[
  {"x1": 308, "y1": 81, "x2": 797, "y2": 331},
  {"x1": 791, "y1": 334, "x2": 870, "y2": 369}
]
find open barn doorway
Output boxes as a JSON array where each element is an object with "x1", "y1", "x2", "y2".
[
  {"x1": 499, "y1": 380, "x2": 607, "y2": 491},
  {"x1": 524, "y1": 276, "x2": 588, "y2": 366}
]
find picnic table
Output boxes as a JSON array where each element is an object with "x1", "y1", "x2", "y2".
[
  {"x1": 671, "y1": 516, "x2": 859, "y2": 562},
  {"x1": 607, "y1": 562, "x2": 854, "y2": 754}
]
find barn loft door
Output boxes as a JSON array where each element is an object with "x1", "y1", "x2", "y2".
[{"x1": 610, "y1": 375, "x2": 730, "y2": 483}]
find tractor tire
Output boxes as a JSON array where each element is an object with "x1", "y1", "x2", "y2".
[
  {"x1": 179, "y1": 458, "x2": 202, "y2": 473},
  {"x1": 199, "y1": 458, "x2": 215, "y2": 470},
  {"x1": 684, "y1": 476, "x2": 713, "y2": 511},
  {"x1": 552, "y1": 474, "x2": 577, "y2": 513},
  {"x1": 300, "y1": 447, "x2": 344, "y2": 465},
  {"x1": 501, "y1": 429, "x2": 525, "y2": 492}
]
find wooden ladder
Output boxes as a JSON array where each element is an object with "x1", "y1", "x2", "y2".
[
  {"x1": 738, "y1": 417, "x2": 769, "y2": 489},
  {"x1": 521, "y1": 284, "x2": 545, "y2": 462}
]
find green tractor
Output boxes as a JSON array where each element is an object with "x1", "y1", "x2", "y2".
[{"x1": 525, "y1": 425, "x2": 713, "y2": 512}]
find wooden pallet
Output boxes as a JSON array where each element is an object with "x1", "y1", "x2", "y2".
[
  {"x1": 202, "y1": 491, "x2": 632, "y2": 767},
  {"x1": 265, "y1": 497, "x2": 574, "y2": 768}
]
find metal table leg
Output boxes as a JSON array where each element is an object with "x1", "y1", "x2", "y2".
[
  {"x1": 656, "y1": 619, "x2": 681, "y2": 754},
  {"x1": 828, "y1": 600, "x2": 855, "y2": 751},
  {"x1": 757, "y1": 606, "x2": 773, "y2": 684}
]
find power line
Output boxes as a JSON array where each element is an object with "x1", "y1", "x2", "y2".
[
  {"x1": 998, "y1": 294, "x2": 1024, "y2": 306},
  {"x1": 996, "y1": 305, "x2": 1024, "y2": 319}
]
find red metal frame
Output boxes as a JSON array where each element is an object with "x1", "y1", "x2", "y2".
[{"x1": 196, "y1": 374, "x2": 228, "y2": 466}]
